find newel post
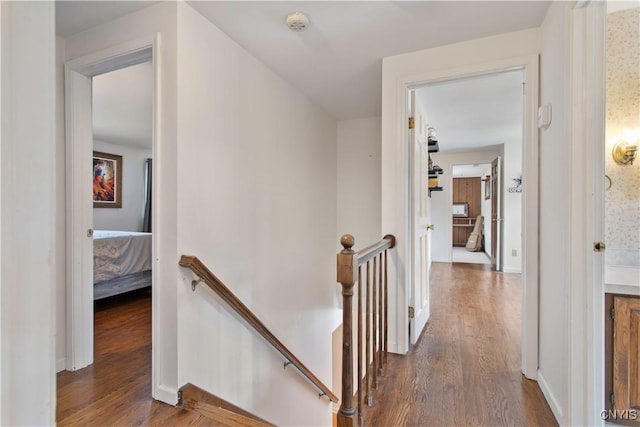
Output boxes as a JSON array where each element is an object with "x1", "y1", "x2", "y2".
[{"x1": 337, "y1": 234, "x2": 357, "y2": 427}]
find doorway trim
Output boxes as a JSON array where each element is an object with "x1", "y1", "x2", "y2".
[
  {"x1": 382, "y1": 53, "x2": 540, "y2": 379},
  {"x1": 568, "y1": 3, "x2": 606, "y2": 425},
  {"x1": 64, "y1": 34, "x2": 173, "y2": 402}
]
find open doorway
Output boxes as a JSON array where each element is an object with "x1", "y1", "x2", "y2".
[
  {"x1": 415, "y1": 70, "x2": 523, "y2": 275},
  {"x1": 58, "y1": 57, "x2": 156, "y2": 422},
  {"x1": 61, "y1": 32, "x2": 168, "y2": 392},
  {"x1": 92, "y1": 62, "x2": 153, "y2": 301},
  {"x1": 450, "y1": 163, "x2": 492, "y2": 265},
  {"x1": 403, "y1": 66, "x2": 531, "y2": 366}
]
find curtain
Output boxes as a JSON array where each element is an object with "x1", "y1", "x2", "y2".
[{"x1": 142, "y1": 158, "x2": 152, "y2": 233}]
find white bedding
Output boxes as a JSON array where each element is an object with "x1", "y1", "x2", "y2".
[{"x1": 93, "y1": 230, "x2": 152, "y2": 283}]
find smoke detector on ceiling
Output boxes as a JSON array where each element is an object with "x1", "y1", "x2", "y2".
[{"x1": 286, "y1": 12, "x2": 309, "y2": 32}]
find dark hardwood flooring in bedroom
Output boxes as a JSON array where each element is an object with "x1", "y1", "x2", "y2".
[{"x1": 56, "y1": 288, "x2": 201, "y2": 426}]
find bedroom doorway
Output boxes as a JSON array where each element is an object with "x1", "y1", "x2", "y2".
[
  {"x1": 92, "y1": 62, "x2": 153, "y2": 301},
  {"x1": 65, "y1": 35, "x2": 162, "y2": 401},
  {"x1": 451, "y1": 163, "x2": 492, "y2": 265}
]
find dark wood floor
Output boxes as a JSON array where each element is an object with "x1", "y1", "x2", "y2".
[
  {"x1": 56, "y1": 288, "x2": 211, "y2": 426},
  {"x1": 58, "y1": 263, "x2": 558, "y2": 427},
  {"x1": 363, "y1": 262, "x2": 558, "y2": 427}
]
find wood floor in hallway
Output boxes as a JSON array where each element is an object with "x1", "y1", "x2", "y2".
[
  {"x1": 57, "y1": 264, "x2": 557, "y2": 426},
  {"x1": 362, "y1": 262, "x2": 558, "y2": 427}
]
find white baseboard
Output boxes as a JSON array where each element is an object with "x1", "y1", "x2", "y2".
[
  {"x1": 387, "y1": 340, "x2": 404, "y2": 355},
  {"x1": 431, "y1": 256, "x2": 450, "y2": 263},
  {"x1": 56, "y1": 357, "x2": 66, "y2": 373},
  {"x1": 153, "y1": 384, "x2": 178, "y2": 405},
  {"x1": 537, "y1": 369, "x2": 563, "y2": 425},
  {"x1": 502, "y1": 267, "x2": 522, "y2": 274}
]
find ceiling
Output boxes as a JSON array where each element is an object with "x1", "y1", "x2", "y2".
[
  {"x1": 56, "y1": 1, "x2": 550, "y2": 151},
  {"x1": 188, "y1": 1, "x2": 549, "y2": 120},
  {"x1": 56, "y1": 1, "x2": 160, "y2": 38},
  {"x1": 92, "y1": 62, "x2": 153, "y2": 149},
  {"x1": 416, "y1": 70, "x2": 523, "y2": 153}
]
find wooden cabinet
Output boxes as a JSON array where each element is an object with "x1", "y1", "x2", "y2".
[{"x1": 606, "y1": 294, "x2": 640, "y2": 423}]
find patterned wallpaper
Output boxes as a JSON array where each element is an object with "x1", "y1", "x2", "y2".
[{"x1": 605, "y1": 7, "x2": 640, "y2": 267}]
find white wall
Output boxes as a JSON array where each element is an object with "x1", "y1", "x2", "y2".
[
  {"x1": 55, "y1": 36, "x2": 67, "y2": 372},
  {"x1": 1, "y1": 2, "x2": 56, "y2": 424},
  {"x1": 538, "y1": 1, "x2": 572, "y2": 423},
  {"x1": 430, "y1": 146, "x2": 503, "y2": 263},
  {"x1": 337, "y1": 117, "x2": 382, "y2": 247},
  {"x1": 176, "y1": 4, "x2": 337, "y2": 426},
  {"x1": 93, "y1": 140, "x2": 151, "y2": 232},
  {"x1": 502, "y1": 136, "x2": 523, "y2": 273},
  {"x1": 64, "y1": 1, "x2": 179, "y2": 402},
  {"x1": 381, "y1": 28, "x2": 541, "y2": 355}
]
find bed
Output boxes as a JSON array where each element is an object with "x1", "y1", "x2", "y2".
[{"x1": 93, "y1": 230, "x2": 152, "y2": 300}]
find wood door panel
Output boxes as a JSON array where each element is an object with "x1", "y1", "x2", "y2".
[
  {"x1": 630, "y1": 309, "x2": 639, "y2": 408},
  {"x1": 613, "y1": 296, "x2": 640, "y2": 416}
]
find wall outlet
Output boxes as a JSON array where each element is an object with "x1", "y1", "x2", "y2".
[{"x1": 512, "y1": 249, "x2": 518, "y2": 256}]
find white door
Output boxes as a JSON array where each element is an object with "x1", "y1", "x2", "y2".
[
  {"x1": 409, "y1": 91, "x2": 431, "y2": 345},
  {"x1": 490, "y1": 156, "x2": 503, "y2": 271}
]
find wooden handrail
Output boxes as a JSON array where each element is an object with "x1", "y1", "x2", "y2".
[
  {"x1": 355, "y1": 235, "x2": 396, "y2": 266},
  {"x1": 179, "y1": 255, "x2": 338, "y2": 403},
  {"x1": 336, "y1": 234, "x2": 395, "y2": 427}
]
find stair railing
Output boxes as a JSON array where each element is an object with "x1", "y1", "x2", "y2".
[
  {"x1": 179, "y1": 255, "x2": 338, "y2": 404},
  {"x1": 336, "y1": 234, "x2": 395, "y2": 427}
]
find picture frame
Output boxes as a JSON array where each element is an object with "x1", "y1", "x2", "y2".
[
  {"x1": 93, "y1": 151, "x2": 122, "y2": 208},
  {"x1": 452, "y1": 202, "x2": 469, "y2": 218},
  {"x1": 484, "y1": 176, "x2": 491, "y2": 200}
]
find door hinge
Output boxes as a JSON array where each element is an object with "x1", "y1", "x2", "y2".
[
  {"x1": 610, "y1": 306, "x2": 615, "y2": 320},
  {"x1": 408, "y1": 306, "x2": 415, "y2": 319},
  {"x1": 610, "y1": 392, "x2": 615, "y2": 406},
  {"x1": 408, "y1": 117, "x2": 415, "y2": 129}
]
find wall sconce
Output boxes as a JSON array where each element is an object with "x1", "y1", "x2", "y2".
[{"x1": 612, "y1": 140, "x2": 638, "y2": 166}]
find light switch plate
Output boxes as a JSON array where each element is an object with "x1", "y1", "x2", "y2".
[{"x1": 538, "y1": 104, "x2": 552, "y2": 129}]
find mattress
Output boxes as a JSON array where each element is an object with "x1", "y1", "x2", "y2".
[{"x1": 93, "y1": 230, "x2": 152, "y2": 283}]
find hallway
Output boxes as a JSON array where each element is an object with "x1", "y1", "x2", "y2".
[{"x1": 363, "y1": 262, "x2": 557, "y2": 426}]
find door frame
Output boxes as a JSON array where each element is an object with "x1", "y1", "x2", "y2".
[
  {"x1": 569, "y1": 2, "x2": 606, "y2": 425},
  {"x1": 384, "y1": 54, "x2": 540, "y2": 379},
  {"x1": 491, "y1": 156, "x2": 502, "y2": 271},
  {"x1": 64, "y1": 34, "x2": 172, "y2": 402}
]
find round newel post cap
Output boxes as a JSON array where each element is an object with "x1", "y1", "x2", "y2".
[{"x1": 340, "y1": 234, "x2": 355, "y2": 252}]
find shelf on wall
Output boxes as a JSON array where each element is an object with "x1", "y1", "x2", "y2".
[{"x1": 428, "y1": 186, "x2": 443, "y2": 197}]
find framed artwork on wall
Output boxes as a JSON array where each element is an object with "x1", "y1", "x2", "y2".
[{"x1": 93, "y1": 151, "x2": 122, "y2": 208}]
